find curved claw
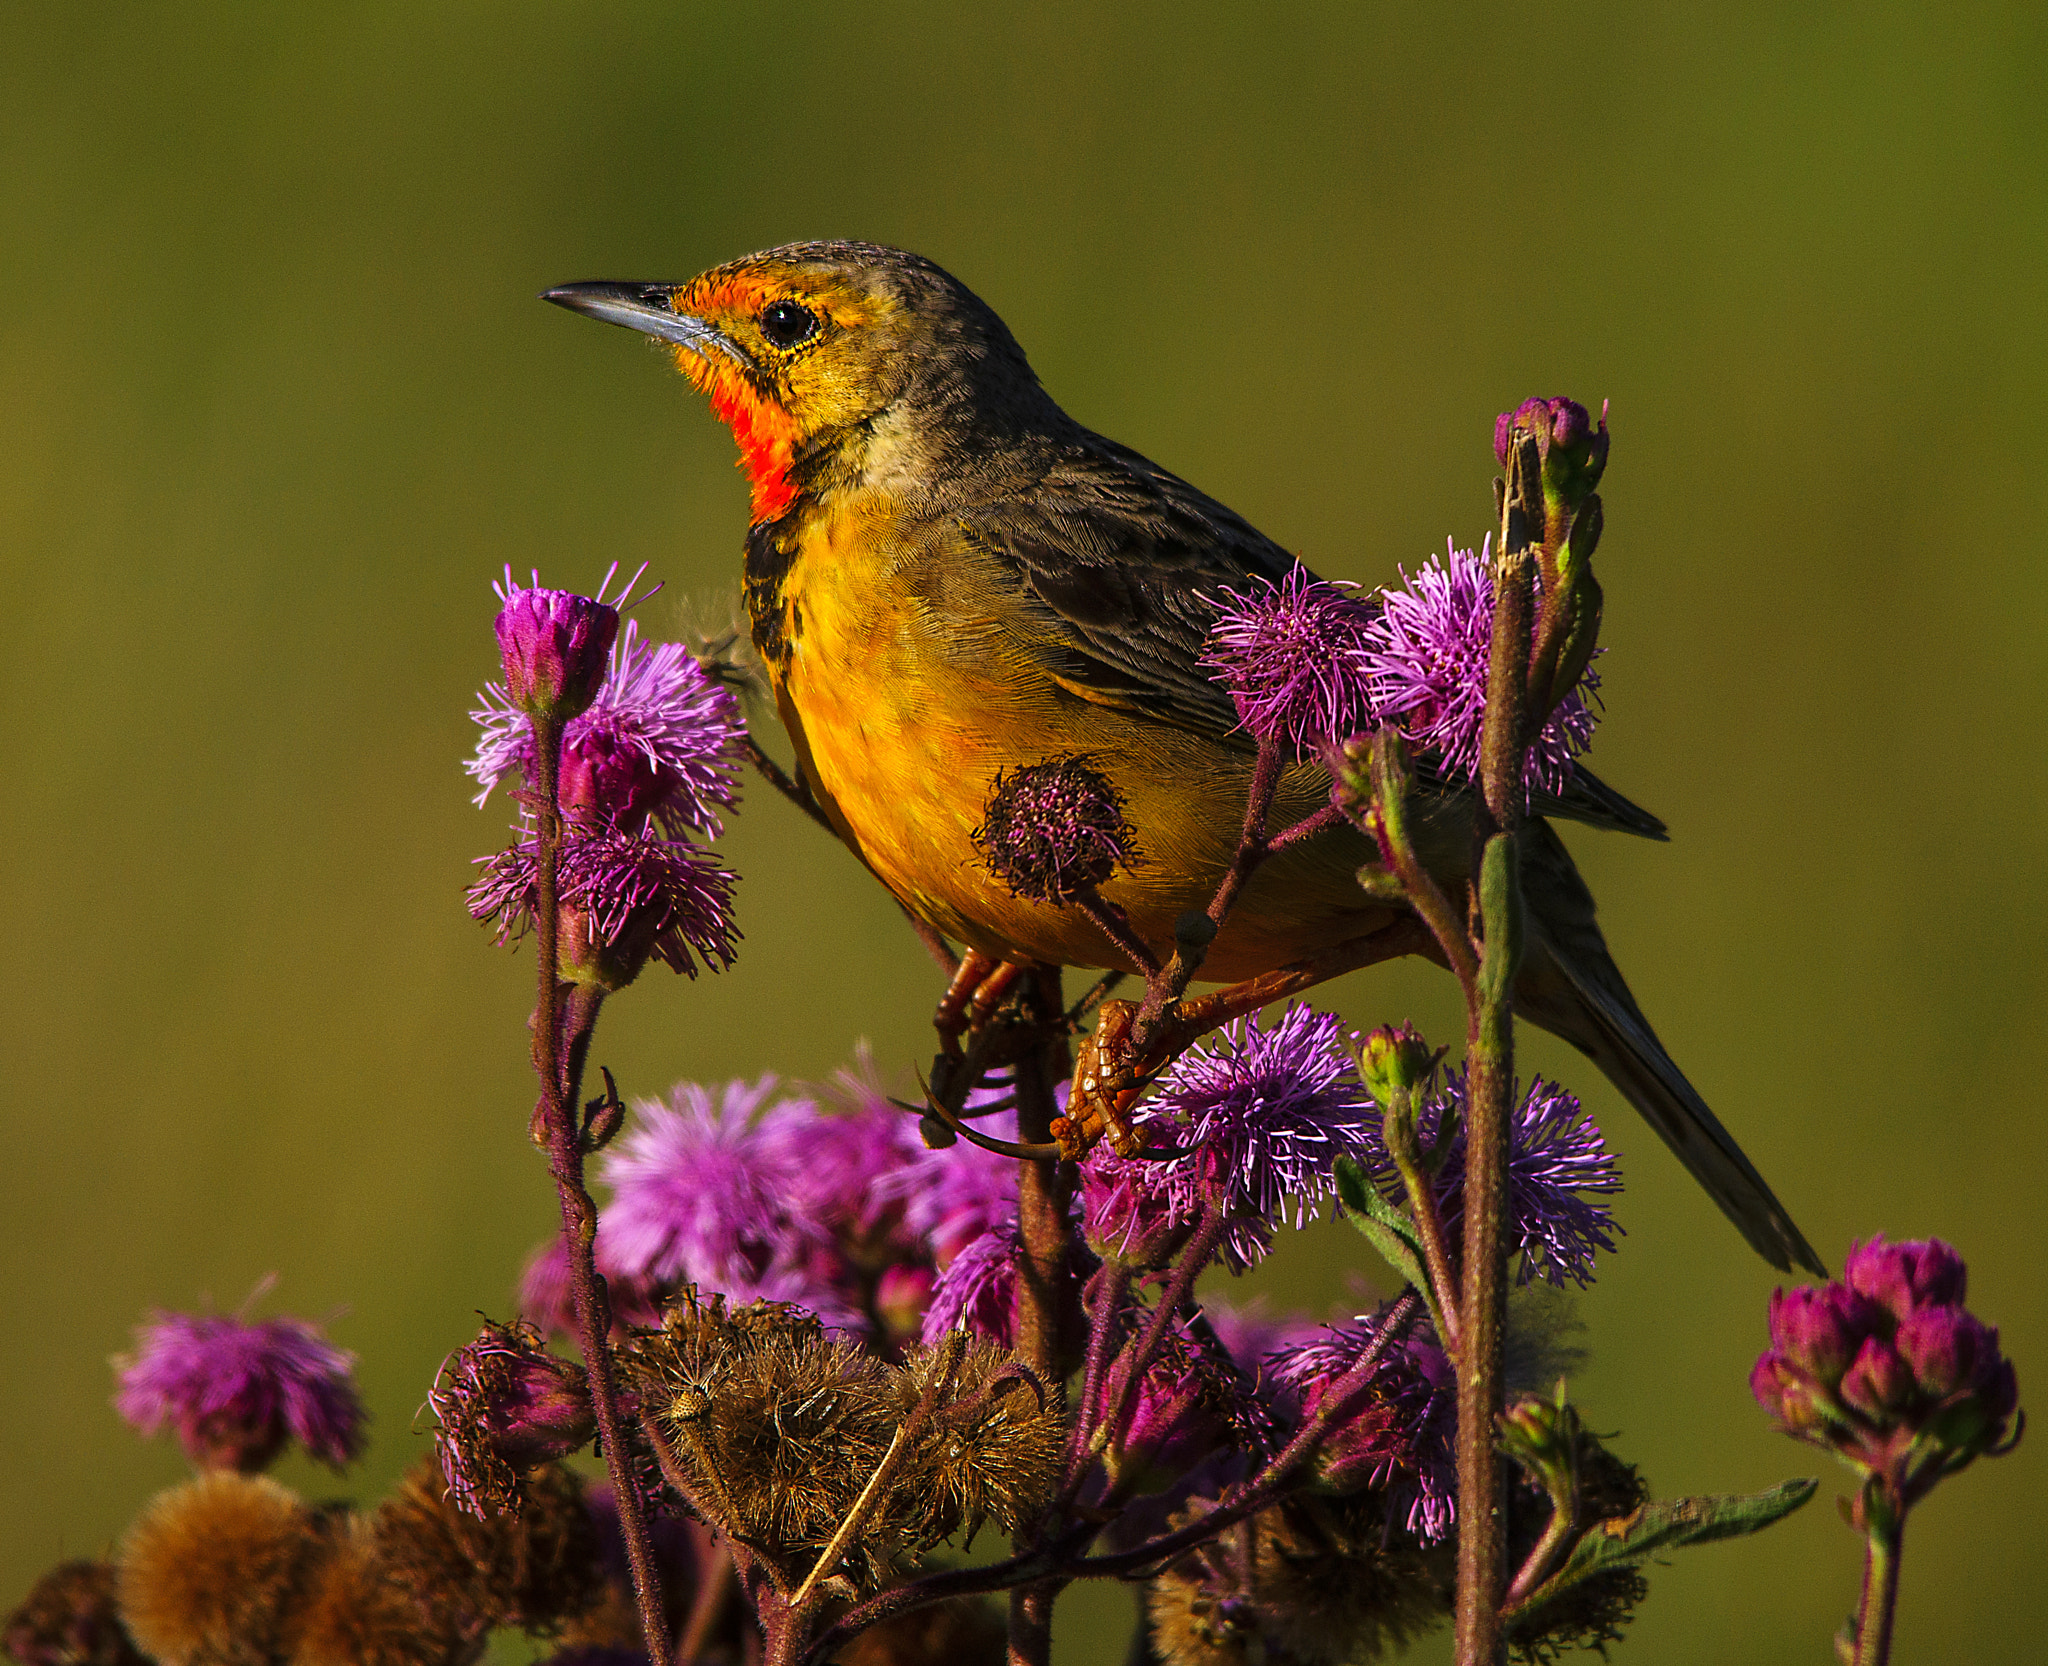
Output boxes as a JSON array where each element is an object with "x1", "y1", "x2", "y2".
[{"x1": 912, "y1": 1068, "x2": 1064, "y2": 1160}]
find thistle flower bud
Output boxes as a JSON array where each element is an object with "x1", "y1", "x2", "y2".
[
  {"x1": 431, "y1": 1320, "x2": 599, "y2": 1516},
  {"x1": 1843, "y1": 1235, "x2": 1968, "y2": 1321},
  {"x1": 1493, "y1": 396, "x2": 1608, "y2": 503},
  {"x1": 1350, "y1": 1023, "x2": 1436, "y2": 1108},
  {"x1": 972, "y1": 757, "x2": 1137, "y2": 904},
  {"x1": 494, "y1": 580, "x2": 620, "y2": 721}
]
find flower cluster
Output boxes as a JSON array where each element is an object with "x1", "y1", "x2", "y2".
[
  {"x1": 467, "y1": 572, "x2": 746, "y2": 987},
  {"x1": 1353, "y1": 1066, "x2": 1623, "y2": 1288},
  {"x1": 1753, "y1": 1236, "x2": 2021, "y2": 1501},
  {"x1": 113, "y1": 1308, "x2": 366, "y2": 1473},
  {"x1": 1363, "y1": 537, "x2": 1601, "y2": 797},
  {"x1": 516, "y1": 1067, "x2": 1016, "y2": 1351}
]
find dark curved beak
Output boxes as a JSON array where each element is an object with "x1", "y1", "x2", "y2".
[{"x1": 541, "y1": 282, "x2": 753, "y2": 368}]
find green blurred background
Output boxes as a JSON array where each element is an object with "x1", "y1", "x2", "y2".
[{"x1": 4, "y1": 3, "x2": 2043, "y2": 1660}]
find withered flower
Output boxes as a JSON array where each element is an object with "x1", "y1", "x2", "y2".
[{"x1": 3, "y1": 1561, "x2": 148, "y2": 1666}]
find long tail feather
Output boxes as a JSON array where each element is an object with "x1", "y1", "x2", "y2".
[{"x1": 1515, "y1": 821, "x2": 1825, "y2": 1276}]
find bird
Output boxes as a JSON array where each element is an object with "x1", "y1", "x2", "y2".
[{"x1": 542, "y1": 241, "x2": 1822, "y2": 1276}]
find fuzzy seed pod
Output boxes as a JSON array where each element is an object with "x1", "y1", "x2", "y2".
[
  {"x1": 4, "y1": 1560, "x2": 148, "y2": 1666},
  {"x1": 116, "y1": 1473, "x2": 327, "y2": 1666},
  {"x1": 624, "y1": 1294, "x2": 902, "y2": 1589},
  {"x1": 287, "y1": 1519, "x2": 458, "y2": 1666},
  {"x1": 896, "y1": 1341, "x2": 1064, "y2": 1548},
  {"x1": 370, "y1": 1458, "x2": 603, "y2": 1648},
  {"x1": 1145, "y1": 1493, "x2": 1452, "y2": 1666}
]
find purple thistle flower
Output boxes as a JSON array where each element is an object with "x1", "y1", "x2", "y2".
[
  {"x1": 1107, "y1": 1315, "x2": 1279, "y2": 1475},
  {"x1": 469, "y1": 832, "x2": 738, "y2": 985},
  {"x1": 876, "y1": 1081, "x2": 1024, "y2": 1266},
  {"x1": 470, "y1": 615, "x2": 744, "y2": 840},
  {"x1": 972, "y1": 757, "x2": 1138, "y2": 903},
  {"x1": 1131, "y1": 1004, "x2": 1375, "y2": 1275},
  {"x1": 1356, "y1": 1067, "x2": 1622, "y2": 1288},
  {"x1": 492, "y1": 569, "x2": 620, "y2": 721},
  {"x1": 1269, "y1": 1308, "x2": 1458, "y2": 1542},
  {"x1": 113, "y1": 1307, "x2": 365, "y2": 1473},
  {"x1": 759, "y1": 1056, "x2": 928, "y2": 1243},
  {"x1": 1362, "y1": 538, "x2": 1601, "y2": 798},
  {"x1": 1201, "y1": 563, "x2": 1380, "y2": 751},
  {"x1": 1078, "y1": 1143, "x2": 1187, "y2": 1269},
  {"x1": 596, "y1": 1077, "x2": 820, "y2": 1291},
  {"x1": 920, "y1": 1220, "x2": 1024, "y2": 1348}
]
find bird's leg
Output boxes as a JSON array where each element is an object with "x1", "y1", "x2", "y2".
[
  {"x1": 1054, "y1": 915, "x2": 1437, "y2": 1158},
  {"x1": 967, "y1": 958, "x2": 1028, "y2": 1029}
]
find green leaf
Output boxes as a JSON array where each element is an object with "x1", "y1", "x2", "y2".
[
  {"x1": 1333, "y1": 1158, "x2": 1440, "y2": 1328},
  {"x1": 1507, "y1": 1479, "x2": 1818, "y2": 1626}
]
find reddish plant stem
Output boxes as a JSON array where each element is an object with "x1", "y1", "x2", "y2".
[
  {"x1": 1070, "y1": 1292, "x2": 1421, "y2": 1579},
  {"x1": 1012, "y1": 966, "x2": 1075, "y2": 1387},
  {"x1": 1064, "y1": 1263, "x2": 1136, "y2": 1493},
  {"x1": 1133, "y1": 737, "x2": 1284, "y2": 1045},
  {"x1": 528, "y1": 714, "x2": 670, "y2": 1661},
  {"x1": 1008, "y1": 965, "x2": 1076, "y2": 1666},
  {"x1": 1087, "y1": 1206, "x2": 1231, "y2": 1509}
]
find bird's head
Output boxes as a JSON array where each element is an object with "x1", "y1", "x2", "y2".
[{"x1": 545, "y1": 242, "x2": 1044, "y2": 524}]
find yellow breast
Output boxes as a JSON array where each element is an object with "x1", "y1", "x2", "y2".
[{"x1": 754, "y1": 499, "x2": 1395, "y2": 981}]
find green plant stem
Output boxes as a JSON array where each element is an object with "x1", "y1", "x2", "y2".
[
  {"x1": 1454, "y1": 437, "x2": 1539, "y2": 1666},
  {"x1": 1383, "y1": 1098, "x2": 1464, "y2": 1357},
  {"x1": 1852, "y1": 1512, "x2": 1904, "y2": 1666},
  {"x1": 527, "y1": 713, "x2": 670, "y2": 1661}
]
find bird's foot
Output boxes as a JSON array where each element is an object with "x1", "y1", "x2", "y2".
[
  {"x1": 1054, "y1": 998, "x2": 1149, "y2": 1160},
  {"x1": 932, "y1": 951, "x2": 1026, "y2": 1056}
]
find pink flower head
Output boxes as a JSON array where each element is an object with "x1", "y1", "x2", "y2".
[
  {"x1": 1363, "y1": 538, "x2": 1601, "y2": 799},
  {"x1": 470, "y1": 613, "x2": 744, "y2": 840},
  {"x1": 113, "y1": 1306, "x2": 365, "y2": 1472},
  {"x1": 1753, "y1": 1236, "x2": 2021, "y2": 1506},
  {"x1": 1131, "y1": 1004, "x2": 1375, "y2": 1274}
]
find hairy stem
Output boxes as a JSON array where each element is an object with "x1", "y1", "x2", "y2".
[
  {"x1": 1851, "y1": 1506, "x2": 1904, "y2": 1666},
  {"x1": 1012, "y1": 966, "x2": 1075, "y2": 1385},
  {"x1": 1133, "y1": 737, "x2": 1284, "y2": 1043},
  {"x1": 1384, "y1": 1096, "x2": 1464, "y2": 1357},
  {"x1": 1454, "y1": 437, "x2": 1538, "y2": 1666},
  {"x1": 527, "y1": 716, "x2": 669, "y2": 1659}
]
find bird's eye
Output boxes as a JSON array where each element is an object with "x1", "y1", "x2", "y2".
[{"x1": 758, "y1": 299, "x2": 820, "y2": 349}]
